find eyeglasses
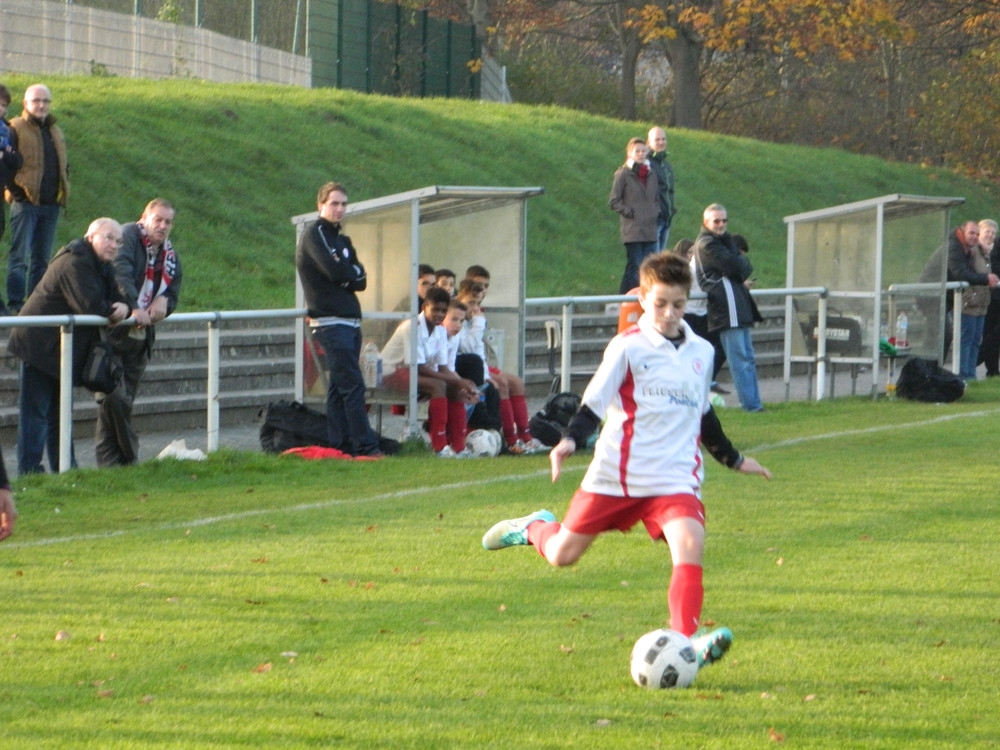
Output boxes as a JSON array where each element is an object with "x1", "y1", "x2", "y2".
[{"x1": 102, "y1": 234, "x2": 123, "y2": 247}]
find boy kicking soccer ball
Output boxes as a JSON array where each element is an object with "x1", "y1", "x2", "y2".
[{"x1": 482, "y1": 251, "x2": 771, "y2": 669}]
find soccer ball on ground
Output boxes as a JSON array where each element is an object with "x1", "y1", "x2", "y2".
[
  {"x1": 630, "y1": 628, "x2": 698, "y2": 689},
  {"x1": 465, "y1": 429, "x2": 502, "y2": 457}
]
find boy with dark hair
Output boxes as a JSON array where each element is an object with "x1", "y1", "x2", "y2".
[
  {"x1": 381, "y1": 286, "x2": 479, "y2": 457},
  {"x1": 435, "y1": 268, "x2": 456, "y2": 297},
  {"x1": 482, "y1": 251, "x2": 772, "y2": 669}
]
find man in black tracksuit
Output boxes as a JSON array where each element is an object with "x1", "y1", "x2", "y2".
[{"x1": 296, "y1": 182, "x2": 382, "y2": 457}]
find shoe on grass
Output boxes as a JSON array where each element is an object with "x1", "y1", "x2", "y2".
[
  {"x1": 691, "y1": 626, "x2": 733, "y2": 668},
  {"x1": 482, "y1": 509, "x2": 556, "y2": 550}
]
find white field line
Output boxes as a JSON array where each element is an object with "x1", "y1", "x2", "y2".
[
  {"x1": 1, "y1": 470, "x2": 553, "y2": 550},
  {"x1": 745, "y1": 407, "x2": 1000, "y2": 453},
  {"x1": 6, "y1": 407, "x2": 999, "y2": 550}
]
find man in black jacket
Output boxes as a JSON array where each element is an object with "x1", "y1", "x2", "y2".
[
  {"x1": 694, "y1": 204, "x2": 764, "y2": 412},
  {"x1": 296, "y1": 182, "x2": 382, "y2": 457},
  {"x1": 7, "y1": 218, "x2": 130, "y2": 474},
  {"x1": 96, "y1": 198, "x2": 183, "y2": 467}
]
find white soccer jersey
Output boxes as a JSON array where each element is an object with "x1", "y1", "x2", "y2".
[
  {"x1": 381, "y1": 314, "x2": 449, "y2": 375},
  {"x1": 580, "y1": 313, "x2": 715, "y2": 498}
]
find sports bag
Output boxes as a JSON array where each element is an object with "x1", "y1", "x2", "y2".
[
  {"x1": 528, "y1": 391, "x2": 582, "y2": 447},
  {"x1": 895, "y1": 358, "x2": 965, "y2": 403},
  {"x1": 258, "y1": 400, "x2": 331, "y2": 453},
  {"x1": 258, "y1": 400, "x2": 401, "y2": 455}
]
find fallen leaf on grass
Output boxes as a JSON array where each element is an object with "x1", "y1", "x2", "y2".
[
  {"x1": 594, "y1": 719, "x2": 611, "y2": 727},
  {"x1": 55, "y1": 630, "x2": 71, "y2": 641},
  {"x1": 559, "y1": 643, "x2": 575, "y2": 653},
  {"x1": 139, "y1": 695, "x2": 155, "y2": 704},
  {"x1": 803, "y1": 694, "x2": 816, "y2": 702},
  {"x1": 252, "y1": 662, "x2": 272, "y2": 673},
  {"x1": 251, "y1": 558, "x2": 269, "y2": 564},
  {"x1": 769, "y1": 727, "x2": 785, "y2": 742},
  {"x1": 280, "y1": 651, "x2": 298, "y2": 659},
  {"x1": 97, "y1": 690, "x2": 114, "y2": 699}
]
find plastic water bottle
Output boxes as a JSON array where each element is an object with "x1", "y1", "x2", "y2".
[
  {"x1": 361, "y1": 341, "x2": 380, "y2": 388},
  {"x1": 894, "y1": 311, "x2": 909, "y2": 349}
]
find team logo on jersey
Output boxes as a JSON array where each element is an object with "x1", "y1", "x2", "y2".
[{"x1": 692, "y1": 358, "x2": 705, "y2": 375}]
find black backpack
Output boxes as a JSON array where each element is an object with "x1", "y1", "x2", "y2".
[
  {"x1": 258, "y1": 400, "x2": 330, "y2": 453},
  {"x1": 895, "y1": 358, "x2": 965, "y2": 403},
  {"x1": 528, "y1": 392, "x2": 582, "y2": 447},
  {"x1": 257, "y1": 400, "x2": 401, "y2": 455}
]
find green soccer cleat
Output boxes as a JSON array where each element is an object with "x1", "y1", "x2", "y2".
[
  {"x1": 482, "y1": 509, "x2": 556, "y2": 550},
  {"x1": 691, "y1": 626, "x2": 733, "y2": 668}
]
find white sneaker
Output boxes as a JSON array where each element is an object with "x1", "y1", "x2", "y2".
[
  {"x1": 521, "y1": 438, "x2": 546, "y2": 454},
  {"x1": 436, "y1": 446, "x2": 458, "y2": 458}
]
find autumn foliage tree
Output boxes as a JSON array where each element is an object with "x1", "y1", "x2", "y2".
[{"x1": 396, "y1": 0, "x2": 1000, "y2": 177}]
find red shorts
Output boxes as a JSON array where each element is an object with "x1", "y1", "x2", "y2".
[{"x1": 561, "y1": 491, "x2": 705, "y2": 541}]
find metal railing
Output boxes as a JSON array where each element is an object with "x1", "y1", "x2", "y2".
[
  {"x1": 3, "y1": 309, "x2": 307, "y2": 474},
  {"x1": 2, "y1": 282, "x2": 971, "y2": 472}
]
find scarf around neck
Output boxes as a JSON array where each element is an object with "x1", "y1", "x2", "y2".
[{"x1": 136, "y1": 221, "x2": 177, "y2": 310}]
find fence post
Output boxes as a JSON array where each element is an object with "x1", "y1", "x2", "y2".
[
  {"x1": 206, "y1": 317, "x2": 221, "y2": 452},
  {"x1": 560, "y1": 302, "x2": 574, "y2": 393},
  {"x1": 59, "y1": 324, "x2": 75, "y2": 473}
]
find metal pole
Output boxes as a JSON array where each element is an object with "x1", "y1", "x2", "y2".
[
  {"x1": 58, "y1": 325, "x2": 75, "y2": 473},
  {"x1": 206, "y1": 318, "x2": 221, "y2": 452},
  {"x1": 560, "y1": 303, "x2": 573, "y2": 393},
  {"x1": 815, "y1": 295, "x2": 828, "y2": 401}
]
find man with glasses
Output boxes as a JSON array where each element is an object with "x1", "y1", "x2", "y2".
[
  {"x1": 694, "y1": 204, "x2": 765, "y2": 412},
  {"x1": 7, "y1": 218, "x2": 130, "y2": 475},
  {"x1": 4, "y1": 83, "x2": 69, "y2": 313},
  {"x1": 96, "y1": 198, "x2": 183, "y2": 467}
]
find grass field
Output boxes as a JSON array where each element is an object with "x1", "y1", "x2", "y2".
[{"x1": 3, "y1": 387, "x2": 1000, "y2": 748}]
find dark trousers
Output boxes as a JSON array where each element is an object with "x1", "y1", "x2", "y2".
[
  {"x1": 17, "y1": 362, "x2": 76, "y2": 475},
  {"x1": 314, "y1": 324, "x2": 380, "y2": 455},
  {"x1": 95, "y1": 336, "x2": 148, "y2": 467},
  {"x1": 978, "y1": 299, "x2": 1000, "y2": 376}
]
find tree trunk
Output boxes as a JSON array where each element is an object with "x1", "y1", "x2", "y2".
[
  {"x1": 619, "y1": 29, "x2": 641, "y2": 120},
  {"x1": 665, "y1": 28, "x2": 703, "y2": 129}
]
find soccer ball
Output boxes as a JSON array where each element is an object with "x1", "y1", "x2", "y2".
[
  {"x1": 630, "y1": 629, "x2": 698, "y2": 689},
  {"x1": 465, "y1": 429, "x2": 502, "y2": 457}
]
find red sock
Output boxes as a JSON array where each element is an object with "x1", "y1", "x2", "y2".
[
  {"x1": 526, "y1": 520, "x2": 561, "y2": 559},
  {"x1": 510, "y1": 394, "x2": 532, "y2": 441},
  {"x1": 668, "y1": 563, "x2": 703, "y2": 637},
  {"x1": 447, "y1": 400, "x2": 468, "y2": 451},
  {"x1": 498, "y1": 398, "x2": 517, "y2": 446},
  {"x1": 428, "y1": 397, "x2": 448, "y2": 452}
]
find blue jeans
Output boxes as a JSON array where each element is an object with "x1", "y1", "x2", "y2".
[
  {"x1": 620, "y1": 241, "x2": 658, "y2": 294},
  {"x1": 17, "y1": 362, "x2": 76, "y2": 475},
  {"x1": 7, "y1": 202, "x2": 61, "y2": 309},
  {"x1": 656, "y1": 218, "x2": 672, "y2": 252},
  {"x1": 314, "y1": 324, "x2": 380, "y2": 455},
  {"x1": 719, "y1": 327, "x2": 763, "y2": 411},
  {"x1": 959, "y1": 313, "x2": 985, "y2": 380}
]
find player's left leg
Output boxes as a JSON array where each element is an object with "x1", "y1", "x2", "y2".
[{"x1": 653, "y1": 498, "x2": 733, "y2": 668}]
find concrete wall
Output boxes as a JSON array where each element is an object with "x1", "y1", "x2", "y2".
[{"x1": 0, "y1": 0, "x2": 310, "y2": 86}]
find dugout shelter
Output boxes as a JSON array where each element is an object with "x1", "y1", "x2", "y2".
[
  {"x1": 291, "y1": 185, "x2": 544, "y2": 435},
  {"x1": 783, "y1": 193, "x2": 965, "y2": 400}
]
